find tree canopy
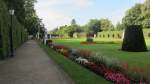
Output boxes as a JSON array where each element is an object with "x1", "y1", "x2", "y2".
[
  {"x1": 100, "y1": 19, "x2": 114, "y2": 31},
  {"x1": 122, "y1": 0, "x2": 150, "y2": 28}
]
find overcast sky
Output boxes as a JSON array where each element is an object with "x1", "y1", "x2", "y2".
[{"x1": 35, "y1": 0, "x2": 145, "y2": 31}]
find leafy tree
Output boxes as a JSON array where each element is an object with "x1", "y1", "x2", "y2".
[
  {"x1": 141, "y1": 0, "x2": 150, "y2": 28},
  {"x1": 24, "y1": 0, "x2": 45, "y2": 36},
  {"x1": 86, "y1": 19, "x2": 101, "y2": 36},
  {"x1": 142, "y1": 19, "x2": 150, "y2": 28},
  {"x1": 71, "y1": 19, "x2": 82, "y2": 33},
  {"x1": 100, "y1": 19, "x2": 114, "y2": 31},
  {"x1": 122, "y1": 4, "x2": 142, "y2": 26},
  {"x1": 68, "y1": 19, "x2": 81, "y2": 37},
  {"x1": 71, "y1": 19, "x2": 77, "y2": 25},
  {"x1": 116, "y1": 22, "x2": 125, "y2": 30}
]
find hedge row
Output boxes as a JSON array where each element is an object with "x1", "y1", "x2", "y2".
[
  {"x1": 97, "y1": 29, "x2": 150, "y2": 39},
  {"x1": 71, "y1": 29, "x2": 150, "y2": 39},
  {"x1": 97, "y1": 31, "x2": 123, "y2": 39},
  {"x1": 0, "y1": 0, "x2": 28, "y2": 59}
]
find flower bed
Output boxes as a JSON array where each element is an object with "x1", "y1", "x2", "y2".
[{"x1": 47, "y1": 41, "x2": 149, "y2": 84}]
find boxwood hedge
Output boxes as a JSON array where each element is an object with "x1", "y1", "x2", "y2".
[
  {"x1": 97, "y1": 29, "x2": 150, "y2": 39},
  {"x1": 0, "y1": 0, "x2": 28, "y2": 59}
]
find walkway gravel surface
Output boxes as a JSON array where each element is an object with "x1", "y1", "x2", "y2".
[{"x1": 0, "y1": 40, "x2": 74, "y2": 84}]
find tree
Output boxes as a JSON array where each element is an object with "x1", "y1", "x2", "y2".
[
  {"x1": 116, "y1": 22, "x2": 125, "y2": 30},
  {"x1": 66, "y1": 19, "x2": 82, "y2": 37},
  {"x1": 100, "y1": 19, "x2": 114, "y2": 31},
  {"x1": 86, "y1": 19, "x2": 101, "y2": 36},
  {"x1": 141, "y1": 0, "x2": 150, "y2": 28},
  {"x1": 142, "y1": 19, "x2": 150, "y2": 28},
  {"x1": 122, "y1": 4, "x2": 143, "y2": 26},
  {"x1": 24, "y1": 0, "x2": 44, "y2": 36},
  {"x1": 71, "y1": 19, "x2": 77, "y2": 25}
]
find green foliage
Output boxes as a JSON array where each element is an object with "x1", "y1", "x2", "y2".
[
  {"x1": 73, "y1": 32, "x2": 87, "y2": 38},
  {"x1": 51, "y1": 19, "x2": 114, "y2": 37},
  {"x1": 122, "y1": 0, "x2": 150, "y2": 28},
  {"x1": 4, "y1": 0, "x2": 26, "y2": 25},
  {"x1": 97, "y1": 29, "x2": 150, "y2": 39},
  {"x1": 0, "y1": 0, "x2": 28, "y2": 59},
  {"x1": 100, "y1": 19, "x2": 114, "y2": 31},
  {"x1": 141, "y1": 0, "x2": 150, "y2": 20},
  {"x1": 122, "y1": 4, "x2": 142, "y2": 26},
  {"x1": 51, "y1": 19, "x2": 82, "y2": 37},
  {"x1": 116, "y1": 22, "x2": 126, "y2": 30},
  {"x1": 53, "y1": 38, "x2": 150, "y2": 68},
  {"x1": 90, "y1": 53, "x2": 123, "y2": 72},
  {"x1": 86, "y1": 38, "x2": 93, "y2": 42},
  {"x1": 86, "y1": 19, "x2": 101, "y2": 35},
  {"x1": 142, "y1": 19, "x2": 150, "y2": 28}
]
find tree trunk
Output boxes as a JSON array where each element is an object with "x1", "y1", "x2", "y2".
[{"x1": 122, "y1": 25, "x2": 147, "y2": 52}]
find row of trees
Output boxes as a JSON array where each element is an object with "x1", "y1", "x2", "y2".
[
  {"x1": 51, "y1": 0, "x2": 150, "y2": 37},
  {"x1": 4, "y1": 0, "x2": 45, "y2": 37},
  {"x1": 52, "y1": 19, "x2": 114, "y2": 37}
]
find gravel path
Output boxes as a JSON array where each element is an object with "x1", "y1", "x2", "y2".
[{"x1": 0, "y1": 40, "x2": 74, "y2": 84}]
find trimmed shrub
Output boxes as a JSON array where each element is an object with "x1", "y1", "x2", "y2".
[
  {"x1": 86, "y1": 37, "x2": 93, "y2": 42},
  {"x1": 122, "y1": 25, "x2": 147, "y2": 52}
]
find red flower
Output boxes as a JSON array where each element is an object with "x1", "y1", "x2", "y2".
[{"x1": 80, "y1": 42, "x2": 97, "y2": 44}]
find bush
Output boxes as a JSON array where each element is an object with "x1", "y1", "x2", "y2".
[
  {"x1": 90, "y1": 53, "x2": 125, "y2": 73},
  {"x1": 86, "y1": 37, "x2": 93, "y2": 42}
]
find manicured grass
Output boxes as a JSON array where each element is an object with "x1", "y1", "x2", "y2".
[
  {"x1": 53, "y1": 38, "x2": 150, "y2": 68},
  {"x1": 40, "y1": 43, "x2": 111, "y2": 84}
]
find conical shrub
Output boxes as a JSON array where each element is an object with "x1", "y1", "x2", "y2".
[{"x1": 122, "y1": 25, "x2": 147, "y2": 52}]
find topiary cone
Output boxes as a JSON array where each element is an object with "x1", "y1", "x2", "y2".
[{"x1": 122, "y1": 25, "x2": 147, "y2": 52}]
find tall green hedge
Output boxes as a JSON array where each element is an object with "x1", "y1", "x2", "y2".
[
  {"x1": 0, "y1": 0, "x2": 28, "y2": 59},
  {"x1": 97, "y1": 29, "x2": 150, "y2": 39},
  {"x1": 97, "y1": 31, "x2": 123, "y2": 39}
]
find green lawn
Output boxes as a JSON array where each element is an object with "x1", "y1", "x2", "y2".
[
  {"x1": 53, "y1": 38, "x2": 150, "y2": 68},
  {"x1": 40, "y1": 43, "x2": 111, "y2": 84}
]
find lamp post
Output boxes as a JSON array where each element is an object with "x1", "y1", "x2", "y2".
[{"x1": 9, "y1": 9, "x2": 15, "y2": 57}]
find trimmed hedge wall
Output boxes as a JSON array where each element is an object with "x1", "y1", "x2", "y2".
[
  {"x1": 71, "y1": 29, "x2": 150, "y2": 39},
  {"x1": 97, "y1": 31, "x2": 123, "y2": 39},
  {"x1": 97, "y1": 29, "x2": 150, "y2": 39},
  {"x1": 0, "y1": 0, "x2": 28, "y2": 59}
]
